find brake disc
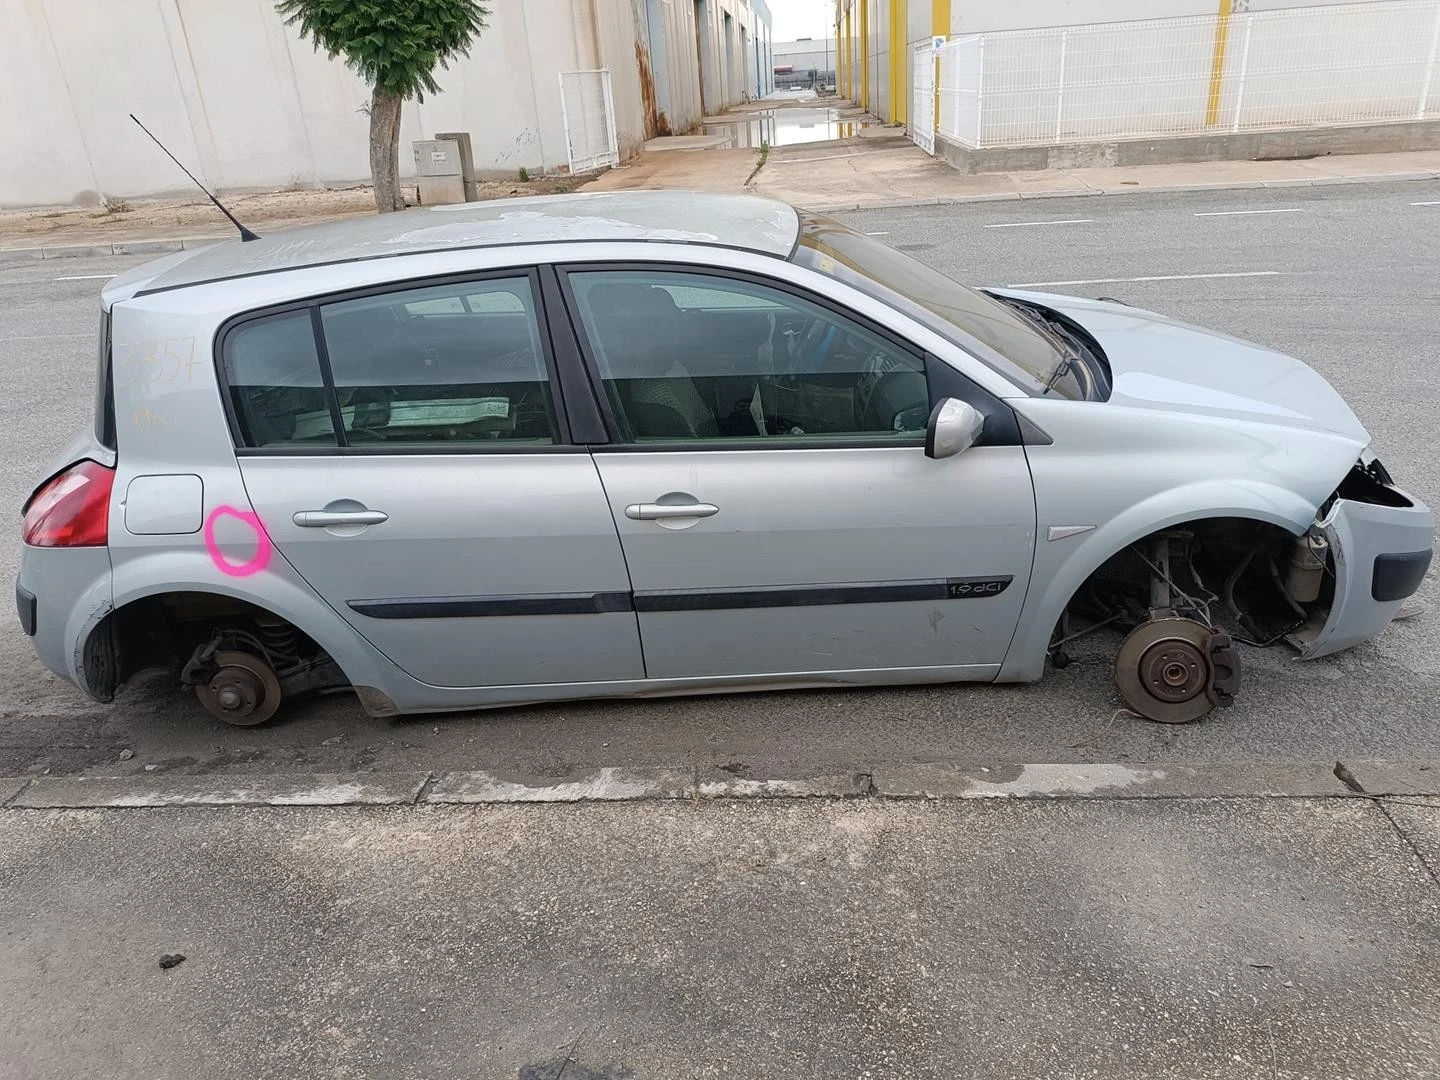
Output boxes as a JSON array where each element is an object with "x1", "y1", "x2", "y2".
[
  {"x1": 197, "y1": 650, "x2": 283, "y2": 727},
  {"x1": 1114, "y1": 617, "x2": 1223, "y2": 724}
]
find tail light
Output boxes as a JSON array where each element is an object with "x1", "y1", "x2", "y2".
[{"x1": 22, "y1": 460, "x2": 115, "y2": 547}]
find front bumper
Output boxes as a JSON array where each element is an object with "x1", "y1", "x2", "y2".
[{"x1": 1295, "y1": 475, "x2": 1433, "y2": 659}]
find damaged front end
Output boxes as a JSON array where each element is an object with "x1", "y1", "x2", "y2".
[
  {"x1": 1288, "y1": 457, "x2": 1433, "y2": 659},
  {"x1": 1059, "y1": 458, "x2": 1432, "y2": 722}
]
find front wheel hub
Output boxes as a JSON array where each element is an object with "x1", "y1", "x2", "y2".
[{"x1": 1115, "y1": 617, "x2": 1242, "y2": 724}]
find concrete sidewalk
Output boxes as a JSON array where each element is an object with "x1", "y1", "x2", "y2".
[
  {"x1": 6, "y1": 143, "x2": 1439, "y2": 262},
  {"x1": 2, "y1": 796, "x2": 1436, "y2": 1078},
  {"x1": 0, "y1": 176, "x2": 586, "y2": 259},
  {"x1": 750, "y1": 135, "x2": 1440, "y2": 212}
]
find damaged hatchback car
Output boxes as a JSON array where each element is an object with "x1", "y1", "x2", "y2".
[{"x1": 16, "y1": 192, "x2": 1433, "y2": 725}]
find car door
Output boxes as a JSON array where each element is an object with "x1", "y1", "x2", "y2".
[
  {"x1": 560, "y1": 264, "x2": 1037, "y2": 681},
  {"x1": 221, "y1": 270, "x2": 644, "y2": 689}
]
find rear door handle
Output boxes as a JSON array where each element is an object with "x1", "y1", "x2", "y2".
[
  {"x1": 293, "y1": 510, "x2": 389, "y2": 528},
  {"x1": 625, "y1": 502, "x2": 720, "y2": 521}
]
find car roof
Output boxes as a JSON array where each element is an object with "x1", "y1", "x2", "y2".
[{"x1": 105, "y1": 190, "x2": 801, "y2": 302}]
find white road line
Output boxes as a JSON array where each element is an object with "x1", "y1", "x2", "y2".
[
  {"x1": 1005, "y1": 271, "x2": 1282, "y2": 288},
  {"x1": 1412, "y1": 200, "x2": 1440, "y2": 206},
  {"x1": 984, "y1": 218, "x2": 1093, "y2": 229},
  {"x1": 865, "y1": 231, "x2": 890, "y2": 235},
  {"x1": 53, "y1": 274, "x2": 115, "y2": 281},
  {"x1": 1193, "y1": 208, "x2": 1304, "y2": 217}
]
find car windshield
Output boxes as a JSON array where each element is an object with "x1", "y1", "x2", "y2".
[{"x1": 792, "y1": 214, "x2": 1065, "y2": 391}]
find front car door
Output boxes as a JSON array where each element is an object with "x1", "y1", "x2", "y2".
[
  {"x1": 559, "y1": 264, "x2": 1037, "y2": 683},
  {"x1": 222, "y1": 270, "x2": 643, "y2": 689}
]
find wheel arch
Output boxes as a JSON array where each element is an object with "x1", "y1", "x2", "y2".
[
  {"x1": 85, "y1": 549, "x2": 401, "y2": 707},
  {"x1": 997, "y1": 479, "x2": 1318, "y2": 682}
]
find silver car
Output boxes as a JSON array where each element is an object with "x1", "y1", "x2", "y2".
[{"x1": 16, "y1": 192, "x2": 1433, "y2": 726}]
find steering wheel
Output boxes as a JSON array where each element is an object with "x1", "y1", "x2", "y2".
[{"x1": 773, "y1": 314, "x2": 822, "y2": 378}]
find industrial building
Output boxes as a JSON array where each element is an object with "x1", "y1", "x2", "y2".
[{"x1": 1, "y1": 0, "x2": 772, "y2": 207}]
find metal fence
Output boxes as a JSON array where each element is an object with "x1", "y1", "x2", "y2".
[
  {"x1": 935, "y1": 0, "x2": 1440, "y2": 149},
  {"x1": 910, "y1": 43, "x2": 936, "y2": 153},
  {"x1": 775, "y1": 69, "x2": 837, "y2": 91},
  {"x1": 559, "y1": 69, "x2": 620, "y2": 173}
]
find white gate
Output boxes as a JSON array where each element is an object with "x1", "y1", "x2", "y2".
[
  {"x1": 560, "y1": 68, "x2": 620, "y2": 173},
  {"x1": 910, "y1": 43, "x2": 936, "y2": 154}
]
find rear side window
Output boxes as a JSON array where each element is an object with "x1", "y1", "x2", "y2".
[
  {"x1": 319, "y1": 278, "x2": 557, "y2": 446},
  {"x1": 221, "y1": 275, "x2": 559, "y2": 449}
]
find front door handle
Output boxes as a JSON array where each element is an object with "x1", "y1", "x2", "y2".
[
  {"x1": 293, "y1": 509, "x2": 389, "y2": 528},
  {"x1": 625, "y1": 502, "x2": 720, "y2": 521}
]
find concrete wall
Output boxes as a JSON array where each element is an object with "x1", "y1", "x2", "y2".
[
  {"x1": 1, "y1": 0, "x2": 768, "y2": 207},
  {"x1": 949, "y1": 0, "x2": 1403, "y2": 34},
  {"x1": 837, "y1": 0, "x2": 1409, "y2": 123},
  {"x1": 936, "y1": 0, "x2": 1440, "y2": 147}
]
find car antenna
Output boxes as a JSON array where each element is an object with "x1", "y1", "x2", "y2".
[{"x1": 130, "y1": 113, "x2": 259, "y2": 242}]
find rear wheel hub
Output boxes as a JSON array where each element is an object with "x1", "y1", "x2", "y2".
[{"x1": 197, "y1": 650, "x2": 282, "y2": 727}]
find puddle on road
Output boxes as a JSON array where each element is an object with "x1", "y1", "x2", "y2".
[{"x1": 702, "y1": 108, "x2": 873, "y2": 148}]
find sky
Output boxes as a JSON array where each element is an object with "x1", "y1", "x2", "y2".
[{"x1": 768, "y1": 0, "x2": 835, "y2": 42}]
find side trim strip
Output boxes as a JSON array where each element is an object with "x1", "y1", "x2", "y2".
[
  {"x1": 634, "y1": 577, "x2": 1014, "y2": 612},
  {"x1": 349, "y1": 592, "x2": 635, "y2": 619},
  {"x1": 348, "y1": 577, "x2": 1015, "y2": 619}
]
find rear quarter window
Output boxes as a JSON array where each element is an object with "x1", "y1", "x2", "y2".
[
  {"x1": 95, "y1": 310, "x2": 116, "y2": 450},
  {"x1": 224, "y1": 310, "x2": 337, "y2": 448}
]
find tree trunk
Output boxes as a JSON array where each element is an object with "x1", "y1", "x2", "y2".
[{"x1": 368, "y1": 86, "x2": 406, "y2": 213}]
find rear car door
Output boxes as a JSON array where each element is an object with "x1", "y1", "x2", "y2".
[
  {"x1": 222, "y1": 270, "x2": 643, "y2": 689},
  {"x1": 560, "y1": 265, "x2": 1037, "y2": 681}
]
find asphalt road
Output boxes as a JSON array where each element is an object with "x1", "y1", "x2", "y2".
[{"x1": 1, "y1": 180, "x2": 1437, "y2": 780}]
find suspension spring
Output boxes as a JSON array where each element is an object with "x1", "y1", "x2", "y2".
[{"x1": 253, "y1": 616, "x2": 298, "y2": 663}]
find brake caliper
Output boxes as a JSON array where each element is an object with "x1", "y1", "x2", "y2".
[{"x1": 1205, "y1": 630, "x2": 1241, "y2": 709}]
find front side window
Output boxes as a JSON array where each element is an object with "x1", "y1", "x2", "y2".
[
  {"x1": 222, "y1": 276, "x2": 559, "y2": 449},
  {"x1": 567, "y1": 269, "x2": 930, "y2": 445}
]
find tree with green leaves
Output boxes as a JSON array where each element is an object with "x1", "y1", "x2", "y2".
[{"x1": 277, "y1": 0, "x2": 489, "y2": 212}]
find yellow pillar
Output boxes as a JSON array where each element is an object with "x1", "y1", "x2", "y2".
[
  {"x1": 859, "y1": 0, "x2": 870, "y2": 110},
  {"x1": 1205, "y1": 0, "x2": 1233, "y2": 127},
  {"x1": 889, "y1": 0, "x2": 907, "y2": 125},
  {"x1": 840, "y1": 10, "x2": 852, "y2": 103},
  {"x1": 932, "y1": 0, "x2": 950, "y2": 42}
]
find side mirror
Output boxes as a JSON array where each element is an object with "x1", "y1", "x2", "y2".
[{"x1": 925, "y1": 398, "x2": 985, "y2": 460}]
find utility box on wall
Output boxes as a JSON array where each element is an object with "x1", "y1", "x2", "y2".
[{"x1": 412, "y1": 139, "x2": 464, "y2": 205}]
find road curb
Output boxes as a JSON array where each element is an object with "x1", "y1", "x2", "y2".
[
  {"x1": 870, "y1": 761, "x2": 1351, "y2": 799},
  {"x1": 426, "y1": 766, "x2": 694, "y2": 804},
  {"x1": 781, "y1": 169, "x2": 1440, "y2": 214},
  {"x1": 1334, "y1": 760, "x2": 1440, "y2": 797},
  {"x1": 2, "y1": 761, "x2": 1437, "y2": 809},
  {"x1": 4, "y1": 170, "x2": 1438, "y2": 264},
  {"x1": 0, "y1": 235, "x2": 227, "y2": 266},
  {"x1": 7, "y1": 773, "x2": 430, "y2": 808}
]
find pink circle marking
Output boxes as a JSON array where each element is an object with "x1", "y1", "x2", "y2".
[{"x1": 203, "y1": 506, "x2": 273, "y2": 578}]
